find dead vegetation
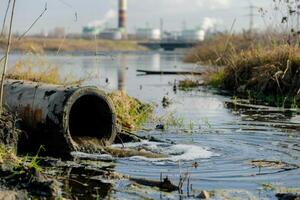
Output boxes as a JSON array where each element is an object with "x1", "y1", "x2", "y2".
[
  {"x1": 184, "y1": 33, "x2": 257, "y2": 66},
  {"x1": 184, "y1": 33, "x2": 300, "y2": 107},
  {"x1": 213, "y1": 45, "x2": 300, "y2": 107},
  {"x1": 6, "y1": 54, "x2": 87, "y2": 85},
  {"x1": 108, "y1": 91, "x2": 153, "y2": 131},
  {"x1": 0, "y1": 37, "x2": 146, "y2": 53},
  {"x1": 220, "y1": 45, "x2": 300, "y2": 95},
  {"x1": 7, "y1": 57, "x2": 62, "y2": 84}
]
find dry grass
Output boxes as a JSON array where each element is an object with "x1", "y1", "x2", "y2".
[
  {"x1": 184, "y1": 33, "x2": 256, "y2": 65},
  {"x1": 184, "y1": 31, "x2": 300, "y2": 107},
  {"x1": 184, "y1": 32, "x2": 286, "y2": 66},
  {"x1": 206, "y1": 45, "x2": 300, "y2": 106},
  {"x1": 7, "y1": 57, "x2": 61, "y2": 84},
  {"x1": 0, "y1": 37, "x2": 146, "y2": 53},
  {"x1": 108, "y1": 91, "x2": 153, "y2": 131},
  {"x1": 6, "y1": 54, "x2": 86, "y2": 86},
  {"x1": 221, "y1": 45, "x2": 300, "y2": 94}
]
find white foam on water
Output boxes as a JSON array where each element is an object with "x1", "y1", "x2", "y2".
[
  {"x1": 113, "y1": 141, "x2": 216, "y2": 162},
  {"x1": 162, "y1": 144, "x2": 214, "y2": 161}
]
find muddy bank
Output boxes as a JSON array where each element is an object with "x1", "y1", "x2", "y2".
[
  {"x1": 0, "y1": 109, "x2": 20, "y2": 148},
  {"x1": 0, "y1": 111, "x2": 59, "y2": 199}
]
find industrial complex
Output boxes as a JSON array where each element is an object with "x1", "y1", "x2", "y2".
[{"x1": 81, "y1": 0, "x2": 211, "y2": 43}]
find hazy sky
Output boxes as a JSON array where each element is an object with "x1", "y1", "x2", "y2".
[{"x1": 0, "y1": 0, "x2": 271, "y2": 34}]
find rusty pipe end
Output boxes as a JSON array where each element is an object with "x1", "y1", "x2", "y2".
[{"x1": 62, "y1": 87, "x2": 117, "y2": 152}]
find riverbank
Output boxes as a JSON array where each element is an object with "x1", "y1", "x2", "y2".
[
  {"x1": 0, "y1": 37, "x2": 147, "y2": 53},
  {"x1": 184, "y1": 34, "x2": 300, "y2": 107}
]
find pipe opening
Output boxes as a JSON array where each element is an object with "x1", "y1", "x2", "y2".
[{"x1": 68, "y1": 95, "x2": 113, "y2": 140}]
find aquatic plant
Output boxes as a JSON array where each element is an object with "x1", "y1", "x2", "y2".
[
  {"x1": 202, "y1": 117, "x2": 212, "y2": 129},
  {"x1": 178, "y1": 79, "x2": 202, "y2": 91},
  {"x1": 154, "y1": 112, "x2": 185, "y2": 131},
  {"x1": 262, "y1": 183, "x2": 276, "y2": 191}
]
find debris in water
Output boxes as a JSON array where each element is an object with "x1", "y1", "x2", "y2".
[
  {"x1": 197, "y1": 190, "x2": 211, "y2": 199},
  {"x1": 114, "y1": 131, "x2": 142, "y2": 144},
  {"x1": 276, "y1": 193, "x2": 300, "y2": 200},
  {"x1": 192, "y1": 161, "x2": 199, "y2": 169},
  {"x1": 155, "y1": 124, "x2": 165, "y2": 130},
  {"x1": 130, "y1": 176, "x2": 178, "y2": 192},
  {"x1": 173, "y1": 80, "x2": 177, "y2": 93},
  {"x1": 162, "y1": 96, "x2": 172, "y2": 108},
  {"x1": 249, "y1": 160, "x2": 299, "y2": 170},
  {"x1": 104, "y1": 147, "x2": 165, "y2": 159},
  {"x1": 72, "y1": 136, "x2": 105, "y2": 153}
]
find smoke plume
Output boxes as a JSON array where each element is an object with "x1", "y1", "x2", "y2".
[
  {"x1": 87, "y1": 9, "x2": 117, "y2": 28},
  {"x1": 202, "y1": 17, "x2": 218, "y2": 32}
]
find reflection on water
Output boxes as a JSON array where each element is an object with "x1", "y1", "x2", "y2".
[
  {"x1": 118, "y1": 55, "x2": 128, "y2": 92},
  {"x1": 4, "y1": 51, "x2": 300, "y2": 199}
]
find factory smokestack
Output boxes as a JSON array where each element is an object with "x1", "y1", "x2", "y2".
[{"x1": 118, "y1": 0, "x2": 127, "y2": 39}]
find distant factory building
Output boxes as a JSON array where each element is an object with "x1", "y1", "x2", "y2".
[
  {"x1": 136, "y1": 28, "x2": 161, "y2": 40},
  {"x1": 82, "y1": 26, "x2": 103, "y2": 38},
  {"x1": 180, "y1": 29, "x2": 205, "y2": 42},
  {"x1": 99, "y1": 29, "x2": 122, "y2": 40}
]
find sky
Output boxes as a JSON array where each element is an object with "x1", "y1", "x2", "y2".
[{"x1": 0, "y1": 0, "x2": 272, "y2": 34}]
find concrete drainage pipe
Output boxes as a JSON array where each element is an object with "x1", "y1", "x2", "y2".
[{"x1": 4, "y1": 79, "x2": 117, "y2": 156}]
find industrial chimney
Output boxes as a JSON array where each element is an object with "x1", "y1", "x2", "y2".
[{"x1": 118, "y1": 0, "x2": 127, "y2": 39}]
